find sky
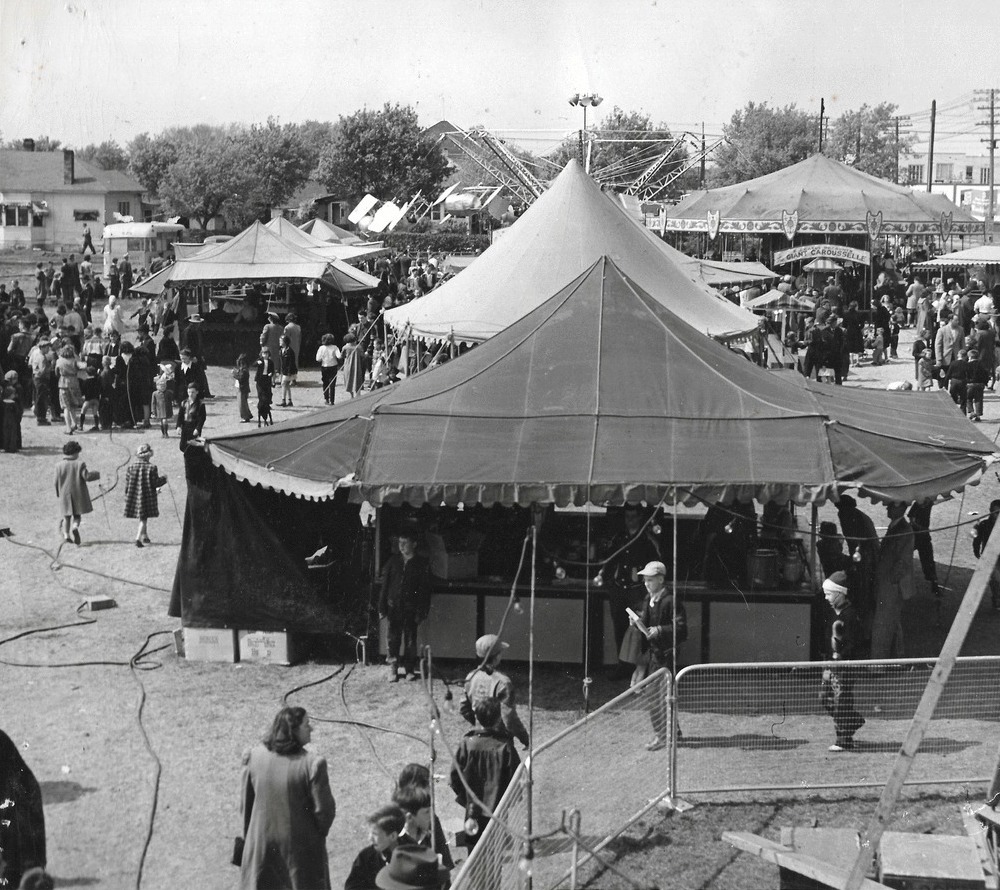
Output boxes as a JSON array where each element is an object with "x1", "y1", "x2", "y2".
[{"x1": 2, "y1": 0, "x2": 999, "y2": 157}]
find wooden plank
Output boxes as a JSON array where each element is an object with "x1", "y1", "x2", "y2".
[
  {"x1": 964, "y1": 807, "x2": 999, "y2": 890},
  {"x1": 844, "y1": 522, "x2": 1000, "y2": 890},
  {"x1": 722, "y1": 831, "x2": 891, "y2": 890}
]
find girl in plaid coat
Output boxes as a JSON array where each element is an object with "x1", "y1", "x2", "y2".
[{"x1": 123, "y1": 443, "x2": 165, "y2": 548}]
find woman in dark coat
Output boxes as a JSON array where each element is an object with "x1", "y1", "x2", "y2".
[
  {"x1": 0, "y1": 729, "x2": 46, "y2": 889},
  {"x1": 116, "y1": 341, "x2": 153, "y2": 429},
  {"x1": 175, "y1": 381, "x2": 206, "y2": 452},
  {"x1": 1, "y1": 370, "x2": 23, "y2": 453},
  {"x1": 842, "y1": 301, "x2": 864, "y2": 363},
  {"x1": 123, "y1": 442, "x2": 164, "y2": 547},
  {"x1": 239, "y1": 707, "x2": 335, "y2": 890}
]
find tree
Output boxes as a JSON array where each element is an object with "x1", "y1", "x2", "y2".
[
  {"x1": 223, "y1": 118, "x2": 314, "y2": 228},
  {"x1": 128, "y1": 131, "x2": 180, "y2": 196},
  {"x1": 159, "y1": 128, "x2": 243, "y2": 230},
  {"x1": 827, "y1": 102, "x2": 917, "y2": 183},
  {"x1": 711, "y1": 102, "x2": 817, "y2": 186},
  {"x1": 316, "y1": 103, "x2": 450, "y2": 205},
  {"x1": 76, "y1": 139, "x2": 129, "y2": 171},
  {"x1": 291, "y1": 119, "x2": 339, "y2": 175}
]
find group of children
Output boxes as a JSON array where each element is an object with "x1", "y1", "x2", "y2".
[
  {"x1": 912, "y1": 328, "x2": 993, "y2": 421},
  {"x1": 344, "y1": 694, "x2": 520, "y2": 889}
]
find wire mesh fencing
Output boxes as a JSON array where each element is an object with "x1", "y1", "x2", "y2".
[
  {"x1": 674, "y1": 655, "x2": 1000, "y2": 796},
  {"x1": 452, "y1": 667, "x2": 675, "y2": 890}
]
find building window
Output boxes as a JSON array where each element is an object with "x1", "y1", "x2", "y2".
[
  {"x1": 906, "y1": 164, "x2": 924, "y2": 185},
  {"x1": 966, "y1": 165, "x2": 975, "y2": 182},
  {"x1": 117, "y1": 201, "x2": 131, "y2": 218},
  {"x1": 73, "y1": 209, "x2": 100, "y2": 221},
  {"x1": 934, "y1": 163, "x2": 954, "y2": 182},
  {"x1": 2, "y1": 206, "x2": 32, "y2": 226},
  {"x1": 981, "y1": 168, "x2": 992, "y2": 185}
]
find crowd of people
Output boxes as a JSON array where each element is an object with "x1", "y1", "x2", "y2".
[
  {"x1": 233, "y1": 640, "x2": 524, "y2": 890},
  {"x1": 747, "y1": 261, "x2": 1000, "y2": 405}
]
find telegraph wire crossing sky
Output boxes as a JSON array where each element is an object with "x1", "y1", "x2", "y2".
[{"x1": 2, "y1": 0, "x2": 999, "y2": 156}]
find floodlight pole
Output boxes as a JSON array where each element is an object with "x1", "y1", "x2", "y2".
[{"x1": 523, "y1": 521, "x2": 538, "y2": 890}]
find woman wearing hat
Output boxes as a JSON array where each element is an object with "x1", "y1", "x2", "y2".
[
  {"x1": 239, "y1": 707, "x2": 335, "y2": 890},
  {"x1": 54, "y1": 439, "x2": 99, "y2": 544},
  {"x1": 123, "y1": 443, "x2": 165, "y2": 547},
  {"x1": 1, "y1": 369, "x2": 24, "y2": 452}
]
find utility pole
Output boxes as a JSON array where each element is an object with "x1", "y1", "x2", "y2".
[
  {"x1": 892, "y1": 115, "x2": 910, "y2": 184},
  {"x1": 926, "y1": 100, "x2": 936, "y2": 193},
  {"x1": 818, "y1": 98, "x2": 825, "y2": 153},
  {"x1": 976, "y1": 88, "x2": 998, "y2": 243},
  {"x1": 700, "y1": 122, "x2": 706, "y2": 188}
]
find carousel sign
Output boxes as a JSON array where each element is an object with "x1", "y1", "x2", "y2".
[{"x1": 773, "y1": 244, "x2": 872, "y2": 267}]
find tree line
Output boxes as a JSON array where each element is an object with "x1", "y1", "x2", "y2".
[{"x1": 2, "y1": 99, "x2": 917, "y2": 228}]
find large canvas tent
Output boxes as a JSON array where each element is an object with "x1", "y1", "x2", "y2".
[
  {"x1": 175, "y1": 256, "x2": 996, "y2": 632},
  {"x1": 263, "y1": 216, "x2": 390, "y2": 264},
  {"x1": 132, "y1": 221, "x2": 380, "y2": 292},
  {"x1": 209, "y1": 257, "x2": 996, "y2": 508},
  {"x1": 663, "y1": 154, "x2": 981, "y2": 238},
  {"x1": 383, "y1": 159, "x2": 761, "y2": 345},
  {"x1": 299, "y1": 217, "x2": 365, "y2": 245}
]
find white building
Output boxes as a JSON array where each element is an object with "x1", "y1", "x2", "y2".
[
  {"x1": 0, "y1": 144, "x2": 144, "y2": 251},
  {"x1": 904, "y1": 148, "x2": 997, "y2": 222}
]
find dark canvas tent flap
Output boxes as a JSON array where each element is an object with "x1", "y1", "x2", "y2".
[{"x1": 169, "y1": 449, "x2": 355, "y2": 632}]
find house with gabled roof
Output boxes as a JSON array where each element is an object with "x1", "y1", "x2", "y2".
[{"x1": 0, "y1": 142, "x2": 144, "y2": 251}]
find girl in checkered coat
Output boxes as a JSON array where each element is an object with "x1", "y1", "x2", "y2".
[{"x1": 123, "y1": 443, "x2": 165, "y2": 548}]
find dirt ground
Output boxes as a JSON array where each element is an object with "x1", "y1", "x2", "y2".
[{"x1": 3, "y1": 256, "x2": 1000, "y2": 890}]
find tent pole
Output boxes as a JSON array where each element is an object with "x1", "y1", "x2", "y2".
[
  {"x1": 809, "y1": 503, "x2": 819, "y2": 590},
  {"x1": 670, "y1": 489, "x2": 680, "y2": 799},
  {"x1": 525, "y1": 521, "x2": 537, "y2": 890}
]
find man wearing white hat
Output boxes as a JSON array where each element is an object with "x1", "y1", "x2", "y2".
[
  {"x1": 820, "y1": 571, "x2": 865, "y2": 751},
  {"x1": 633, "y1": 560, "x2": 687, "y2": 751},
  {"x1": 459, "y1": 634, "x2": 529, "y2": 747}
]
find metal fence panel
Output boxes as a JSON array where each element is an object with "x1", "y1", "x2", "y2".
[
  {"x1": 453, "y1": 668, "x2": 675, "y2": 890},
  {"x1": 675, "y1": 656, "x2": 1000, "y2": 795}
]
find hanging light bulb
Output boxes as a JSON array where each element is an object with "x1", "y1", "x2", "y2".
[
  {"x1": 724, "y1": 521, "x2": 734, "y2": 534},
  {"x1": 554, "y1": 564, "x2": 566, "y2": 580}
]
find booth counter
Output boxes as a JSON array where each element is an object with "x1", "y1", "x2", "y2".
[{"x1": 391, "y1": 578, "x2": 818, "y2": 666}]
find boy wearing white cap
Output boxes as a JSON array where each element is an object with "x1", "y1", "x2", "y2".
[
  {"x1": 460, "y1": 634, "x2": 529, "y2": 747},
  {"x1": 820, "y1": 571, "x2": 865, "y2": 751},
  {"x1": 633, "y1": 560, "x2": 687, "y2": 751}
]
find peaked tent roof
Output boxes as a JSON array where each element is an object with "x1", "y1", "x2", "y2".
[
  {"x1": 383, "y1": 159, "x2": 761, "y2": 344},
  {"x1": 664, "y1": 154, "x2": 982, "y2": 236},
  {"x1": 912, "y1": 245, "x2": 1000, "y2": 270},
  {"x1": 263, "y1": 216, "x2": 390, "y2": 263},
  {"x1": 209, "y1": 257, "x2": 996, "y2": 507},
  {"x1": 151, "y1": 221, "x2": 380, "y2": 291},
  {"x1": 299, "y1": 217, "x2": 365, "y2": 245}
]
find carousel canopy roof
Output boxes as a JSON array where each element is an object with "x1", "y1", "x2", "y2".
[
  {"x1": 912, "y1": 244, "x2": 1000, "y2": 270},
  {"x1": 383, "y1": 159, "x2": 761, "y2": 345},
  {"x1": 664, "y1": 154, "x2": 982, "y2": 237},
  {"x1": 208, "y1": 256, "x2": 996, "y2": 507}
]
